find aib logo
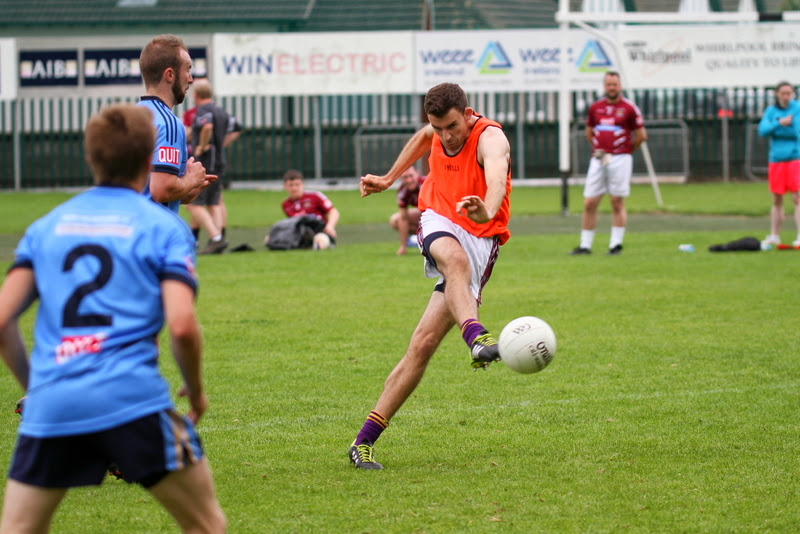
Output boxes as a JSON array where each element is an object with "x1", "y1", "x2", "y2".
[
  {"x1": 575, "y1": 40, "x2": 613, "y2": 72},
  {"x1": 476, "y1": 41, "x2": 512, "y2": 74}
]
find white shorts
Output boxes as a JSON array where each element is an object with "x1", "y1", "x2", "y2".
[
  {"x1": 418, "y1": 210, "x2": 499, "y2": 304},
  {"x1": 584, "y1": 153, "x2": 633, "y2": 198}
]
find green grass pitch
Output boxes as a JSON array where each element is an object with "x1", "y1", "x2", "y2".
[{"x1": 0, "y1": 182, "x2": 798, "y2": 532}]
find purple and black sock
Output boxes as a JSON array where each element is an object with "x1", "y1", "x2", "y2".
[
  {"x1": 461, "y1": 318, "x2": 487, "y2": 347},
  {"x1": 355, "y1": 411, "x2": 389, "y2": 445}
]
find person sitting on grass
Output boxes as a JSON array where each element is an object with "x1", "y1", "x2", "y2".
[
  {"x1": 264, "y1": 169, "x2": 340, "y2": 250},
  {"x1": 389, "y1": 166, "x2": 426, "y2": 255}
]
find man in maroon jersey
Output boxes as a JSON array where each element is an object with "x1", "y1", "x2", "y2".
[
  {"x1": 570, "y1": 71, "x2": 647, "y2": 256},
  {"x1": 278, "y1": 169, "x2": 339, "y2": 249},
  {"x1": 389, "y1": 166, "x2": 425, "y2": 255}
]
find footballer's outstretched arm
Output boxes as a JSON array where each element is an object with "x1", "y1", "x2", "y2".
[{"x1": 360, "y1": 125, "x2": 434, "y2": 197}]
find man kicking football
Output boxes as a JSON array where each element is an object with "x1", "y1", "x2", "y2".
[{"x1": 350, "y1": 82, "x2": 512, "y2": 469}]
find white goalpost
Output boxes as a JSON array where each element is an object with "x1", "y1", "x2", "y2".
[{"x1": 555, "y1": 0, "x2": 800, "y2": 214}]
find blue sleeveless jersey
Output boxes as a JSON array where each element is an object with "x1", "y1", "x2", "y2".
[
  {"x1": 11, "y1": 185, "x2": 198, "y2": 438},
  {"x1": 137, "y1": 96, "x2": 187, "y2": 213}
]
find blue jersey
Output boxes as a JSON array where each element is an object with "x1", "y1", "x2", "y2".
[
  {"x1": 758, "y1": 100, "x2": 800, "y2": 163},
  {"x1": 11, "y1": 185, "x2": 198, "y2": 438},
  {"x1": 137, "y1": 96, "x2": 188, "y2": 213}
]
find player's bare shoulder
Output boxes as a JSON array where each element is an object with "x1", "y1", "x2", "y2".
[{"x1": 477, "y1": 124, "x2": 510, "y2": 162}]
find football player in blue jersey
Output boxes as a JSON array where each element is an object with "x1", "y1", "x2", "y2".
[
  {"x1": 138, "y1": 34, "x2": 217, "y2": 216},
  {"x1": 0, "y1": 105, "x2": 225, "y2": 533}
]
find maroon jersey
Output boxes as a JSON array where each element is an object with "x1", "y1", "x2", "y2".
[
  {"x1": 397, "y1": 176, "x2": 425, "y2": 208},
  {"x1": 182, "y1": 106, "x2": 196, "y2": 128},
  {"x1": 282, "y1": 191, "x2": 333, "y2": 220},
  {"x1": 182, "y1": 107, "x2": 197, "y2": 155},
  {"x1": 586, "y1": 97, "x2": 644, "y2": 154}
]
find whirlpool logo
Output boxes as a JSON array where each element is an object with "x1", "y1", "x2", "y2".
[{"x1": 623, "y1": 40, "x2": 692, "y2": 64}]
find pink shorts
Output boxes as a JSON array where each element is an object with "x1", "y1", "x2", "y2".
[{"x1": 768, "y1": 160, "x2": 800, "y2": 194}]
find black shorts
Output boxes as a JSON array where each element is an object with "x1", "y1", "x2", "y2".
[
  {"x1": 8, "y1": 410, "x2": 204, "y2": 489},
  {"x1": 191, "y1": 179, "x2": 223, "y2": 206}
]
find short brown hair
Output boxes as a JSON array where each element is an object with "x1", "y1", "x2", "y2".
[
  {"x1": 139, "y1": 34, "x2": 187, "y2": 87},
  {"x1": 193, "y1": 78, "x2": 213, "y2": 100},
  {"x1": 85, "y1": 105, "x2": 154, "y2": 185},
  {"x1": 282, "y1": 169, "x2": 304, "y2": 182},
  {"x1": 424, "y1": 83, "x2": 468, "y2": 118}
]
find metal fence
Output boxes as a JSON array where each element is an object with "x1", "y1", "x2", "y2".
[
  {"x1": 571, "y1": 119, "x2": 690, "y2": 180},
  {"x1": 0, "y1": 87, "x2": 784, "y2": 189},
  {"x1": 744, "y1": 122, "x2": 769, "y2": 181}
]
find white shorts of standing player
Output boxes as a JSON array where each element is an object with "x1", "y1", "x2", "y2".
[{"x1": 583, "y1": 153, "x2": 633, "y2": 198}]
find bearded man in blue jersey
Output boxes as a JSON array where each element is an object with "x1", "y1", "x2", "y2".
[
  {"x1": 0, "y1": 105, "x2": 225, "y2": 533},
  {"x1": 137, "y1": 34, "x2": 219, "y2": 236}
]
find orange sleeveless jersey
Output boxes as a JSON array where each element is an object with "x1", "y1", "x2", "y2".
[{"x1": 418, "y1": 115, "x2": 511, "y2": 245}]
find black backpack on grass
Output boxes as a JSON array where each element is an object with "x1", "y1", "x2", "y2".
[
  {"x1": 266, "y1": 215, "x2": 326, "y2": 251},
  {"x1": 708, "y1": 236, "x2": 761, "y2": 252}
]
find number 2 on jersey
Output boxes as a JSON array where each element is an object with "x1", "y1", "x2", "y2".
[{"x1": 62, "y1": 245, "x2": 113, "y2": 328}]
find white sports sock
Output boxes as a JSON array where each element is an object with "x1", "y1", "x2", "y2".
[
  {"x1": 211, "y1": 234, "x2": 223, "y2": 242},
  {"x1": 609, "y1": 226, "x2": 626, "y2": 248},
  {"x1": 580, "y1": 230, "x2": 595, "y2": 250}
]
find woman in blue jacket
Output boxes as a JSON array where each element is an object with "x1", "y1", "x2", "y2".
[{"x1": 758, "y1": 81, "x2": 800, "y2": 248}]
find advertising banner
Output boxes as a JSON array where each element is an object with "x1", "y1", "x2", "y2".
[
  {"x1": 0, "y1": 39, "x2": 16, "y2": 100},
  {"x1": 19, "y1": 50, "x2": 79, "y2": 87},
  {"x1": 84, "y1": 49, "x2": 142, "y2": 86},
  {"x1": 213, "y1": 32, "x2": 414, "y2": 96},
  {"x1": 83, "y1": 47, "x2": 206, "y2": 86},
  {"x1": 414, "y1": 28, "x2": 618, "y2": 93},
  {"x1": 618, "y1": 23, "x2": 800, "y2": 89}
]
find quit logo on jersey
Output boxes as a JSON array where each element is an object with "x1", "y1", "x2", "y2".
[
  {"x1": 158, "y1": 146, "x2": 181, "y2": 165},
  {"x1": 184, "y1": 255, "x2": 197, "y2": 279}
]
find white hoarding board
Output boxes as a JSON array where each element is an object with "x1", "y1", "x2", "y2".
[
  {"x1": 414, "y1": 29, "x2": 618, "y2": 93},
  {"x1": 618, "y1": 23, "x2": 800, "y2": 89},
  {"x1": 0, "y1": 39, "x2": 17, "y2": 100},
  {"x1": 213, "y1": 32, "x2": 414, "y2": 96}
]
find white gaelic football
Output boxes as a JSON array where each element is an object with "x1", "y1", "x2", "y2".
[{"x1": 498, "y1": 316, "x2": 556, "y2": 374}]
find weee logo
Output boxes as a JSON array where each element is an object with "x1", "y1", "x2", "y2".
[
  {"x1": 575, "y1": 40, "x2": 613, "y2": 72},
  {"x1": 476, "y1": 41, "x2": 512, "y2": 74}
]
